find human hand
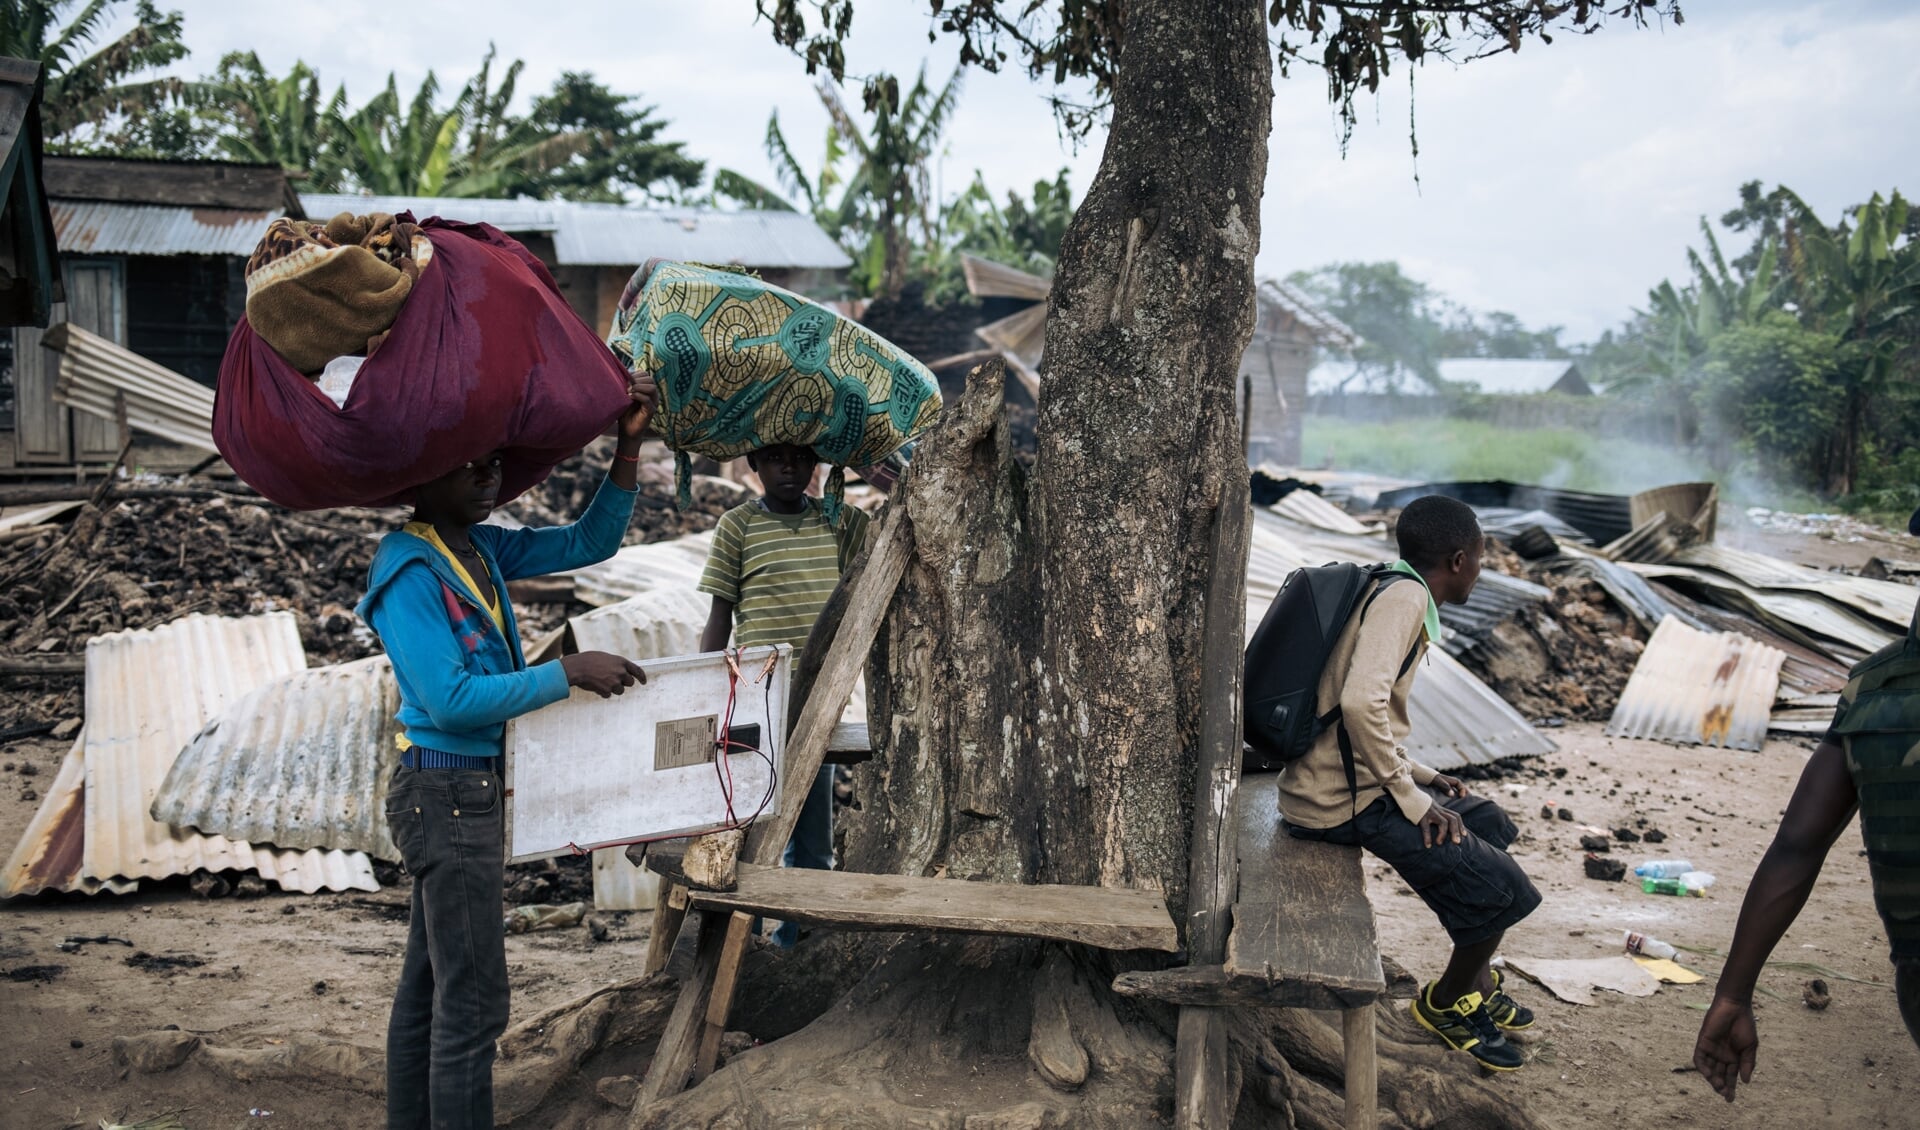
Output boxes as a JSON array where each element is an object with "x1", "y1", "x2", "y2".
[
  {"x1": 1431, "y1": 773, "x2": 1468, "y2": 798},
  {"x1": 560, "y1": 652, "x2": 647, "y2": 698},
  {"x1": 1417, "y1": 804, "x2": 1464, "y2": 848},
  {"x1": 618, "y1": 372, "x2": 657, "y2": 442},
  {"x1": 1693, "y1": 995, "x2": 1758, "y2": 1101}
]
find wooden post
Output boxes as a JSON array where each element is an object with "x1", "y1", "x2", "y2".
[
  {"x1": 643, "y1": 884, "x2": 689, "y2": 977},
  {"x1": 631, "y1": 910, "x2": 730, "y2": 1110},
  {"x1": 630, "y1": 506, "x2": 916, "y2": 1122},
  {"x1": 1342, "y1": 1004, "x2": 1378, "y2": 1130},
  {"x1": 693, "y1": 912, "x2": 756, "y2": 1081},
  {"x1": 1173, "y1": 486, "x2": 1251, "y2": 1129}
]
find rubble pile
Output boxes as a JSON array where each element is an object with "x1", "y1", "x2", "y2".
[
  {"x1": 509, "y1": 437, "x2": 750, "y2": 543},
  {"x1": 1464, "y1": 562, "x2": 1648, "y2": 722}
]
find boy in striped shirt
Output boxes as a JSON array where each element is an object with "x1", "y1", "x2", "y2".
[{"x1": 698, "y1": 443, "x2": 868, "y2": 946}]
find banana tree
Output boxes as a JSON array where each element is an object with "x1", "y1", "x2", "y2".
[
  {"x1": 1786, "y1": 190, "x2": 1920, "y2": 493},
  {"x1": 1, "y1": 0, "x2": 198, "y2": 140}
]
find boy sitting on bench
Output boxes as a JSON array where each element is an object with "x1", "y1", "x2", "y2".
[{"x1": 1280, "y1": 495, "x2": 1540, "y2": 1071}]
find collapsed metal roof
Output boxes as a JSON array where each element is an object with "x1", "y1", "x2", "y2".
[
  {"x1": 0, "y1": 734, "x2": 136, "y2": 898},
  {"x1": 567, "y1": 530, "x2": 716, "y2": 607},
  {"x1": 78, "y1": 613, "x2": 376, "y2": 893}
]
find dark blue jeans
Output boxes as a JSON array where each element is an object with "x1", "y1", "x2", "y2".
[{"x1": 383, "y1": 766, "x2": 510, "y2": 1130}]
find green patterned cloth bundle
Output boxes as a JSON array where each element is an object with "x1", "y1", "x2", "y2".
[{"x1": 608, "y1": 261, "x2": 941, "y2": 524}]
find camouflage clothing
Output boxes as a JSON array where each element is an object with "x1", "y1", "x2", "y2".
[{"x1": 1829, "y1": 607, "x2": 1920, "y2": 963}]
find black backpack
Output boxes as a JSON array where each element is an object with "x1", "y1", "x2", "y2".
[{"x1": 1242, "y1": 562, "x2": 1420, "y2": 777}]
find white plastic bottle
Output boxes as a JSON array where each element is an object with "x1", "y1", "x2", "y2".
[
  {"x1": 1633, "y1": 859, "x2": 1696, "y2": 879},
  {"x1": 1624, "y1": 931, "x2": 1678, "y2": 960}
]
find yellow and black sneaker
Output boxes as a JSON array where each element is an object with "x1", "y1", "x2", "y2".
[
  {"x1": 1485, "y1": 966, "x2": 1535, "y2": 1031},
  {"x1": 1410, "y1": 984, "x2": 1525, "y2": 1071}
]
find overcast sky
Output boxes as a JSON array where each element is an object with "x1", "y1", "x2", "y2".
[{"x1": 136, "y1": 0, "x2": 1918, "y2": 343}]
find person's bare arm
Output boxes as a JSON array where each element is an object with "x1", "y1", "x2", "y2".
[
  {"x1": 1694, "y1": 740, "x2": 1858, "y2": 1101},
  {"x1": 699, "y1": 596, "x2": 734, "y2": 653}
]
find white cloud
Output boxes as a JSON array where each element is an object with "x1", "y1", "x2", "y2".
[{"x1": 126, "y1": 0, "x2": 1919, "y2": 342}]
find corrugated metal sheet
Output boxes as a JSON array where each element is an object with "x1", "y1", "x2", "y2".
[
  {"x1": 1258, "y1": 279, "x2": 1360, "y2": 349},
  {"x1": 555, "y1": 204, "x2": 850, "y2": 268},
  {"x1": 1439, "y1": 571, "x2": 1554, "y2": 658},
  {"x1": 1606, "y1": 616, "x2": 1786, "y2": 750},
  {"x1": 569, "y1": 531, "x2": 716, "y2": 607},
  {"x1": 0, "y1": 499, "x2": 82, "y2": 531},
  {"x1": 1246, "y1": 509, "x2": 1555, "y2": 767},
  {"x1": 1671, "y1": 544, "x2": 1918, "y2": 632},
  {"x1": 568, "y1": 587, "x2": 709, "y2": 663},
  {"x1": 1375, "y1": 481, "x2": 1636, "y2": 545},
  {"x1": 299, "y1": 192, "x2": 563, "y2": 232},
  {"x1": 50, "y1": 199, "x2": 280, "y2": 257},
  {"x1": 46, "y1": 322, "x2": 216, "y2": 451},
  {"x1": 1624, "y1": 561, "x2": 1896, "y2": 663},
  {"x1": 151, "y1": 656, "x2": 402, "y2": 861},
  {"x1": 1267, "y1": 489, "x2": 1375, "y2": 536},
  {"x1": 1435, "y1": 358, "x2": 1589, "y2": 396},
  {"x1": 962, "y1": 254, "x2": 1050, "y2": 301},
  {"x1": 1549, "y1": 551, "x2": 1712, "y2": 635},
  {"x1": 1771, "y1": 693, "x2": 1840, "y2": 735},
  {"x1": 1, "y1": 733, "x2": 138, "y2": 898},
  {"x1": 592, "y1": 846, "x2": 661, "y2": 912},
  {"x1": 81, "y1": 613, "x2": 377, "y2": 893}
]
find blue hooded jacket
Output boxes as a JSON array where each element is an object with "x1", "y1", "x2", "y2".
[{"x1": 357, "y1": 476, "x2": 637, "y2": 759}]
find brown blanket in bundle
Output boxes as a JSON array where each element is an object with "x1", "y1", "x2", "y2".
[{"x1": 244, "y1": 212, "x2": 435, "y2": 375}]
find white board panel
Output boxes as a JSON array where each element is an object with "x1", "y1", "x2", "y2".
[{"x1": 505, "y1": 646, "x2": 788, "y2": 863}]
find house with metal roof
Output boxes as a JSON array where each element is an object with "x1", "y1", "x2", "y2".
[
  {"x1": 1435, "y1": 358, "x2": 1593, "y2": 396},
  {"x1": 1242, "y1": 279, "x2": 1361, "y2": 466},
  {"x1": 2, "y1": 160, "x2": 851, "y2": 472}
]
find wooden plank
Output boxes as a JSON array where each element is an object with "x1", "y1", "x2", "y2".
[
  {"x1": 681, "y1": 863, "x2": 1178, "y2": 953},
  {"x1": 632, "y1": 910, "x2": 730, "y2": 1111},
  {"x1": 1343, "y1": 1004, "x2": 1378, "y2": 1130},
  {"x1": 1110, "y1": 963, "x2": 1391, "y2": 1012},
  {"x1": 1176, "y1": 489, "x2": 1250, "y2": 1130},
  {"x1": 642, "y1": 886, "x2": 688, "y2": 976},
  {"x1": 693, "y1": 912, "x2": 755, "y2": 1082},
  {"x1": 1225, "y1": 774, "x2": 1386, "y2": 998}
]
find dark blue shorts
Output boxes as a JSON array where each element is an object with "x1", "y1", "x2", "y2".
[{"x1": 1285, "y1": 791, "x2": 1541, "y2": 946}]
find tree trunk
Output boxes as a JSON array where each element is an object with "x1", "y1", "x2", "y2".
[{"x1": 608, "y1": 2, "x2": 1544, "y2": 1125}]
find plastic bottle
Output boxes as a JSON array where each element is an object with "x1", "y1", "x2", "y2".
[
  {"x1": 1624, "y1": 931, "x2": 1678, "y2": 960},
  {"x1": 1633, "y1": 859, "x2": 1696, "y2": 879},
  {"x1": 1640, "y1": 871, "x2": 1715, "y2": 897}
]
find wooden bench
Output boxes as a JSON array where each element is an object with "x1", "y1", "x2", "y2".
[
  {"x1": 635, "y1": 840, "x2": 1179, "y2": 1100},
  {"x1": 1114, "y1": 773, "x2": 1410, "y2": 1129}
]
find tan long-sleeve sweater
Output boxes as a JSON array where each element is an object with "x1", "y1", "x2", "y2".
[{"x1": 1278, "y1": 577, "x2": 1440, "y2": 829}]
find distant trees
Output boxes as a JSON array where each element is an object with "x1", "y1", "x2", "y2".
[
  {"x1": 1, "y1": 0, "x2": 199, "y2": 148},
  {"x1": 1592, "y1": 184, "x2": 1920, "y2": 502},
  {"x1": 1286, "y1": 260, "x2": 1570, "y2": 392}
]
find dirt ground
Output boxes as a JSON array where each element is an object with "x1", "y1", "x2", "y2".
[{"x1": 1, "y1": 723, "x2": 1914, "y2": 1129}]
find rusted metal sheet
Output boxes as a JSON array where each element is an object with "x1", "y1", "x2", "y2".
[
  {"x1": 1605, "y1": 616, "x2": 1786, "y2": 751},
  {"x1": 0, "y1": 733, "x2": 136, "y2": 898},
  {"x1": 151, "y1": 656, "x2": 402, "y2": 861},
  {"x1": 81, "y1": 613, "x2": 377, "y2": 893},
  {"x1": 49, "y1": 199, "x2": 278, "y2": 257}
]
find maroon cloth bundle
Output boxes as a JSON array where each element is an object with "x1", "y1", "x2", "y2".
[{"x1": 215, "y1": 216, "x2": 630, "y2": 510}]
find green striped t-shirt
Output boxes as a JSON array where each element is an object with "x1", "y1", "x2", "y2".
[{"x1": 699, "y1": 499, "x2": 870, "y2": 650}]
